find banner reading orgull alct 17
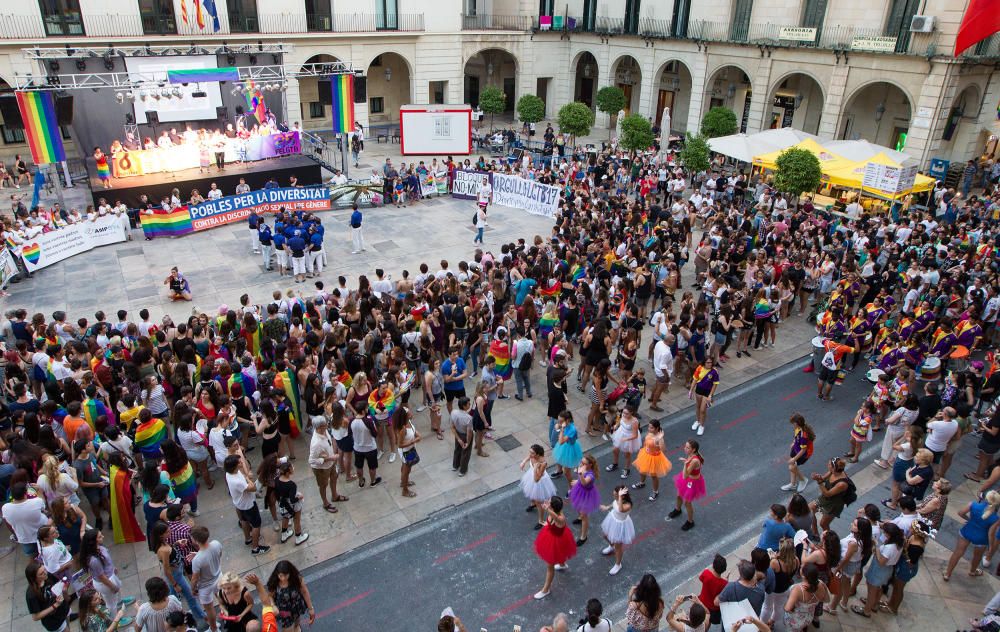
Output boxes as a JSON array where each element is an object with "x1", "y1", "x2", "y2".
[
  {"x1": 490, "y1": 173, "x2": 560, "y2": 218},
  {"x1": 188, "y1": 187, "x2": 331, "y2": 231}
]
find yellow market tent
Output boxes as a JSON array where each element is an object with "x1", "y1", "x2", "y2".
[
  {"x1": 751, "y1": 138, "x2": 855, "y2": 172},
  {"x1": 822, "y1": 152, "x2": 936, "y2": 199}
]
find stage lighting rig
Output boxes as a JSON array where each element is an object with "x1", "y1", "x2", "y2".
[
  {"x1": 249, "y1": 55, "x2": 258, "y2": 65},
  {"x1": 75, "y1": 59, "x2": 87, "y2": 71},
  {"x1": 48, "y1": 60, "x2": 60, "y2": 72},
  {"x1": 115, "y1": 92, "x2": 125, "y2": 104}
]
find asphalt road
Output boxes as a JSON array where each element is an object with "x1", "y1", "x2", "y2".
[{"x1": 302, "y1": 358, "x2": 877, "y2": 630}]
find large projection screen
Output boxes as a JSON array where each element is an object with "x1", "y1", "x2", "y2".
[
  {"x1": 126, "y1": 56, "x2": 225, "y2": 124},
  {"x1": 399, "y1": 106, "x2": 472, "y2": 155}
]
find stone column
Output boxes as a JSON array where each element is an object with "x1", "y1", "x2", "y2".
[
  {"x1": 685, "y1": 49, "x2": 709, "y2": 135},
  {"x1": 819, "y1": 63, "x2": 849, "y2": 140}
]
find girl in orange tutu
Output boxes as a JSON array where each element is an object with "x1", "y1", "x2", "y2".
[
  {"x1": 533, "y1": 495, "x2": 577, "y2": 600},
  {"x1": 631, "y1": 419, "x2": 672, "y2": 502},
  {"x1": 669, "y1": 439, "x2": 705, "y2": 531}
]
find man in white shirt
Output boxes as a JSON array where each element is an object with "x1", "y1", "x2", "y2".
[
  {"x1": 925, "y1": 407, "x2": 959, "y2": 474},
  {"x1": 845, "y1": 199, "x2": 862, "y2": 219},
  {"x1": 894, "y1": 220, "x2": 913, "y2": 245},
  {"x1": 207, "y1": 183, "x2": 223, "y2": 201},
  {"x1": 1, "y1": 483, "x2": 48, "y2": 555},
  {"x1": 649, "y1": 335, "x2": 675, "y2": 412},
  {"x1": 512, "y1": 329, "x2": 535, "y2": 401},
  {"x1": 223, "y1": 454, "x2": 270, "y2": 555},
  {"x1": 372, "y1": 268, "x2": 394, "y2": 299}
]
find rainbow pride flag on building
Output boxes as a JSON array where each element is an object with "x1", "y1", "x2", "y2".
[
  {"x1": 15, "y1": 91, "x2": 65, "y2": 165},
  {"x1": 142, "y1": 207, "x2": 193, "y2": 239},
  {"x1": 330, "y1": 74, "x2": 355, "y2": 134},
  {"x1": 110, "y1": 465, "x2": 145, "y2": 544}
]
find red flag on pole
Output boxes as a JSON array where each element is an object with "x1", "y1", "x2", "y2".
[{"x1": 955, "y1": 0, "x2": 1000, "y2": 56}]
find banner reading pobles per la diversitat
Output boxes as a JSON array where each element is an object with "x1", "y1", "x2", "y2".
[{"x1": 188, "y1": 187, "x2": 331, "y2": 231}]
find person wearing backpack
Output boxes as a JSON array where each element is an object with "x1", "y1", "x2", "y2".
[
  {"x1": 512, "y1": 327, "x2": 535, "y2": 401},
  {"x1": 809, "y1": 457, "x2": 855, "y2": 533}
]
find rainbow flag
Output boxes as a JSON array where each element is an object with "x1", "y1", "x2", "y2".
[
  {"x1": 273, "y1": 369, "x2": 302, "y2": 439},
  {"x1": 15, "y1": 92, "x2": 65, "y2": 165},
  {"x1": 142, "y1": 207, "x2": 193, "y2": 239},
  {"x1": 540, "y1": 280, "x2": 561, "y2": 297},
  {"x1": 488, "y1": 340, "x2": 512, "y2": 379},
  {"x1": 167, "y1": 462, "x2": 198, "y2": 506},
  {"x1": 368, "y1": 386, "x2": 397, "y2": 421},
  {"x1": 241, "y1": 320, "x2": 262, "y2": 358},
  {"x1": 109, "y1": 465, "x2": 145, "y2": 544},
  {"x1": 570, "y1": 264, "x2": 585, "y2": 283},
  {"x1": 244, "y1": 80, "x2": 267, "y2": 124},
  {"x1": 538, "y1": 313, "x2": 559, "y2": 336},
  {"x1": 95, "y1": 158, "x2": 110, "y2": 180},
  {"x1": 82, "y1": 398, "x2": 114, "y2": 431},
  {"x1": 134, "y1": 418, "x2": 167, "y2": 458},
  {"x1": 330, "y1": 74, "x2": 355, "y2": 134},
  {"x1": 337, "y1": 370, "x2": 353, "y2": 389}
]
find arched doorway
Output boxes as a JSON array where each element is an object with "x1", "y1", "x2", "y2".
[
  {"x1": 940, "y1": 84, "x2": 981, "y2": 161},
  {"x1": 298, "y1": 54, "x2": 340, "y2": 130},
  {"x1": 704, "y1": 65, "x2": 752, "y2": 132},
  {"x1": 366, "y1": 52, "x2": 412, "y2": 123},
  {"x1": 840, "y1": 81, "x2": 912, "y2": 151},
  {"x1": 573, "y1": 51, "x2": 598, "y2": 109},
  {"x1": 766, "y1": 73, "x2": 825, "y2": 135},
  {"x1": 610, "y1": 55, "x2": 641, "y2": 114},
  {"x1": 654, "y1": 60, "x2": 692, "y2": 134},
  {"x1": 464, "y1": 49, "x2": 517, "y2": 113}
]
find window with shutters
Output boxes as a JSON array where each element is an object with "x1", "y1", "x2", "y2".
[
  {"x1": 539, "y1": 0, "x2": 554, "y2": 16},
  {"x1": 730, "y1": 0, "x2": 752, "y2": 42},
  {"x1": 624, "y1": 0, "x2": 641, "y2": 34},
  {"x1": 801, "y1": 0, "x2": 826, "y2": 42},
  {"x1": 885, "y1": 0, "x2": 919, "y2": 52},
  {"x1": 375, "y1": 0, "x2": 398, "y2": 30},
  {"x1": 582, "y1": 0, "x2": 597, "y2": 31},
  {"x1": 671, "y1": 0, "x2": 690, "y2": 37}
]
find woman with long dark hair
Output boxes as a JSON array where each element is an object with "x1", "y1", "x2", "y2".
[
  {"x1": 266, "y1": 560, "x2": 315, "y2": 631},
  {"x1": 79, "y1": 528, "x2": 122, "y2": 612},
  {"x1": 783, "y1": 563, "x2": 829, "y2": 632},
  {"x1": 853, "y1": 522, "x2": 904, "y2": 618},
  {"x1": 150, "y1": 521, "x2": 206, "y2": 621},
  {"x1": 394, "y1": 405, "x2": 420, "y2": 498},
  {"x1": 625, "y1": 573, "x2": 664, "y2": 632},
  {"x1": 77, "y1": 586, "x2": 128, "y2": 632},
  {"x1": 25, "y1": 560, "x2": 73, "y2": 632},
  {"x1": 829, "y1": 517, "x2": 872, "y2": 613},
  {"x1": 161, "y1": 439, "x2": 199, "y2": 516}
]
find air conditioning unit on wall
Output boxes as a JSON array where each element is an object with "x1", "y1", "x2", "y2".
[{"x1": 909, "y1": 15, "x2": 935, "y2": 33}]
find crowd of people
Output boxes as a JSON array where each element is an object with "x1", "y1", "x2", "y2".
[{"x1": 1, "y1": 129, "x2": 1000, "y2": 632}]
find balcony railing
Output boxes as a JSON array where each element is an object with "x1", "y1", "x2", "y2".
[
  {"x1": 82, "y1": 13, "x2": 144, "y2": 38},
  {"x1": 228, "y1": 14, "x2": 260, "y2": 33},
  {"x1": 306, "y1": 12, "x2": 332, "y2": 32},
  {"x1": 257, "y1": 12, "x2": 424, "y2": 34},
  {"x1": 461, "y1": 14, "x2": 533, "y2": 31},
  {"x1": 141, "y1": 13, "x2": 178, "y2": 35},
  {"x1": 0, "y1": 14, "x2": 47, "y2": 39},
  {"x1": 685, "y1": 20, "x2": 939, "y2": 56},
  {"x1": 968, "y1": 32, "x2": 1000, "y2": 58}
]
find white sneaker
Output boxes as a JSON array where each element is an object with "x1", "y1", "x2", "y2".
[
  {"x1": 377, "y1": 450, "x2": 384, "y2": 460},
  {"x1": 273, "y1": 523, "x2": 282, "y2": 532},
  {"x1": 601, "y1": 545, "x2": 614, "y2": 555},
  {"x1": 389, "y1": 452, "x2": 397, "y2": 463},
  {"x1": 609, "y1": 563, "x2": 622, "y2": 575},
  {"x1": 554, "y1": 563, "x2": 568, "y2": 571},
  {"x1": 691, "y1": 420, "x2": 699, "y2": 430},
  {"x1": 533, "y1": 590, "x2": 550, "y2": 600},
  {"x1": 295, "y1": 532, "x2": 309, "y2": 545},
  {"x1": 280, "y1": 529, "x2": 293, "y2": 543},
  {"x1": 416, "y1": 405, "x2": 427, "y2": 412},
  {"x1": 780, "y1": 483, "x2": 795, "y2": 491},
  {"x1": 351, "y1": 251, "x2": 360, "y2": 254},
  {"x1": 797, "y1": 479, "x2": 809, "y2": 493},
  {"x1": 696, "y1": 424, "x2": 705, "y2": 436},
  {"x1": 602, "y1": 433, "x2": 611, "y2": 441}
]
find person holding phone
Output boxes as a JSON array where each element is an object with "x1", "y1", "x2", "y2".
[{"x1": 665, "y1": 594, "x2": 709, "y2": 631}]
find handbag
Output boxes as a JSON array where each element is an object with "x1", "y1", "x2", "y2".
[{"x1": 403, "y1": 448, "x2": 420, "y2": 465}]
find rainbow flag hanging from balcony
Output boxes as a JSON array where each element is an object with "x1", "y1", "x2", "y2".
[
  {"x1": 330, "y1": 74, "x2": 355, "y2": 134},
  {"x1": 15, "y1": 92, "x2": 65, "y2": 165}
]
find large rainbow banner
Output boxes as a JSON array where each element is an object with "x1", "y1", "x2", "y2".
[
  {"x1": 330, "y1": 74, "x2": 355, "y2": 134},
  {"x1": 15, "y1": 92, "x2": 66, "y2": 165}
]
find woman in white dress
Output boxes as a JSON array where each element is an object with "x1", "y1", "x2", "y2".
[
  {"x1": 520, "y1": 444, "x2": 557, "y2": 529},
  {"x1": 600, "y1": 485, "x2": 635, "y2": 576},
  {"x1": 605, "y1": 404, "x2": 642, "y2": 478}
]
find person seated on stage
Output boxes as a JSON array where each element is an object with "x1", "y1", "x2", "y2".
[
  {"x1": 207, "y1": 183, "x2": 223, "y2": 201},
  {"x1": 182, "y1": 125, "x2": 197, "y2": 144},
  {"x1": 124, "y1": 133, "x2": 140, "y2": 151},
  {"x1": 97, "y1": 198, "x2": 112, "y2": 216},
  {"x1": 170, "y1": 187, "x2": 182, "y2": 209},
  {"x1": 143, "y1": 137, "x2": 156, "y2": 150},
  {"x1": 164, "y1": 266, "x2": 192, "y2": 301},
  {"x1": 235, "y1": 178, "x2": 250, "y2": 196},
  {"x1": 189, "y1": 189, "x2": 205, "y2": 205},
  {"x1": 66, "y1": 208, "x2": 83, "y2": 224},
  {"x1": 288, "y1": 175, "x2": 301, "y2": 188},
  {"x1": 157, "y1": 131, "x2": 173, "y2": 149},
  {"x1": 169, "y1": 128, "x2": 183, "y2": 145},
  {"x1": 110, "y1": 140, "x2": 125, "y2": 155},
  {"x1": 264, "y1": 177, "x2": 279, "y2": 190},
  {"x1": 160, "y1": 196, "x2": 171, "y2": 212},
  {"x1": 225, "y1": 124, "x2": 237, "y2": 139},
  {"x1": 84, "y1": 204, "x2": 97, "y2": 223}
]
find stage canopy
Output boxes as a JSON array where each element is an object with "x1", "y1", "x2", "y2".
[
  {"x1": 751, "y1": 138, "x2": 855, "y2": 172},
  {"x1": 707, "y1": 128, "x2": 819, "y2": 163},
  {"x1": 823, "y1": 139, "x2": 913, "y2": 165}
]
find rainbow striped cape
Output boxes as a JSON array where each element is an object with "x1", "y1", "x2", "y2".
[
  {"x1": 273, "y1": 369, "x2": 302, "y2": 438},
  {"x1": 570, "y1": 264, "x2": 585, "y2": 283},
  {"x1": 167, "y1": 462, "x2": 197, "y2": 505},
  {"x1": 337, "y1": 371, "x2": 353, "y2": 389},
  {"x1": 82, "y1": 397, "x2": 114, "y2": 431},
  {"x1": 540, "y1": 280, "x2": 561, "y2": 297},
  {"x1": 242, "y1": 321, "x2": 263, "y2": 358},
  {"x1": 134, "y1": 418, "x2": 167, "y2": 458},
  {"x1": 538, "y1": 313, "x2": 559, "y2": 336},
  {"x1": 109, "y1": 465, "x2": 145, "y2": 544},
  {"x1": 488, "y1": 340, "x2": 512, "y2": 379},
  {"x1": 368, "y1": 386, "x2": 397, "y2": 421}
]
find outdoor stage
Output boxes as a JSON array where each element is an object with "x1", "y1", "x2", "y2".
[{"x1": 84, "y1": 154, "x2": 323, "y2": 208}]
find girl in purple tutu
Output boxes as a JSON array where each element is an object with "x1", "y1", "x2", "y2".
[
  {"x1": 569, "y1": 454, "x2": 600, "y2": 546},
  {"x1": 669, "y1": 440, "x2": 705, "y2": 531}
]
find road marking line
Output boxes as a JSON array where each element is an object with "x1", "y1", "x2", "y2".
[
  {"x1": 783, "y1": 385, "x2": 811, "y2": 400},
  {"x1": 432, "y1": 532, "x2": 498, "y2": 566},
  {"x1": 721, "y1": 410, "x2": 759, "y2": 431},
  {"x1": 315, "y1": 589, "x2": 373, "y2": 619},
  {"x1": 485, "y1": 593, "x2": 536, "y2": 623}
]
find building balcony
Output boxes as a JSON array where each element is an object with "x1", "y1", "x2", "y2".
[
  {"x1": 260, "y1": 12, "x2": 424, "y2": 34},
  {"x1": 461, "y1": 14, "x2": 534, "y2": 31},
  {"x1": 965, "y1": 32, "x2": 1000, "y2": 58},
  {"x1": 686, "y1": 20, "x2": 940, "y2": 56}
]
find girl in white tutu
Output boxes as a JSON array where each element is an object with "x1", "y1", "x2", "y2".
[
  {"x1": 520, "y1": 444, "x2": 558, "y2": 529},
  {"x1": 600, "y1": 485, "x2": 635, "y2": 575},
  {"x1": 605, "y1": 403, "x2": 642, "y2": 479}
]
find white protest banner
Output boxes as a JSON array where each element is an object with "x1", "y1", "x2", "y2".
[
  {"x1": 451, "y1": 169, "x2": 490, "y2": 200},
  {"x1": 420, "y1": 172, "x2": 438, "y2": 198},
  {"x1": 491, "y1": 173, "x2": 561, "y2": 217},
  {"x1": 0, "y1": 247, "x2": 18, "y2": 289},
  {"x1": 19, "y1": 215, "x2": 127, "y2": 272}
]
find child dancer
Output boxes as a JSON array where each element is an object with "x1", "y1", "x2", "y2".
[
  {"x1": 631, "y1": 419, "x2": 672, "y2": 501},
  {"x1": 669, "y1": 439, "x2": 706, "y2": 531},
  {"x1": 520, "y1": 444, "x2": 558, "y2": 529},
  {"x1": 553, "y1": 411, "x2": 583, "y2": 483},
  {"x1": 600, "y1": 486, "x2": 635, "y2": 575},
  {"x1": 568, "y1": 454, "x2": 600, "y2": 546},
  {"x1": 533, "y1": 495, "x2": 578, "y2": 599},
  {"x1": 606, "y1": 403, "x2": 642, "y2": 479}
]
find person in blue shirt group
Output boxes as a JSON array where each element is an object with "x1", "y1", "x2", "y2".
[
  {"x1": 350, "y1": 204, "x2": 365, "y2": 254},
  {"x1": 757, "y1": 503, "x2": 796, "y2": 551},
  {"x1": 247, "y1": 210, "x2": 261, "y2": 254},
  {"x1": 258, "y1": 223, "x2": 274, "y2": 271},
  {"x1": 286, "y1": 229, "x2": 308, "y2": 283},
  {"x1": 272, "y1": 228, "x2": 287, "y2": 277},
  {"x1": 308, "y1": 225, "x2": 324, "y2": 277}
]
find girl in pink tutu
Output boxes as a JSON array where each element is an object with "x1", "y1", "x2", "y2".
[
  {"x1": 600, "y1": 485, "x2": 635, "y2": 575},
  {"x1": 568, "y1": 454, "x2": 600, "y2": 546},
  {"x1": 669, "y1": 440, "x2": 705, "y2": 531},
  {"x1": 533, "y1": 495, "x2": 578, "y2": 600}
]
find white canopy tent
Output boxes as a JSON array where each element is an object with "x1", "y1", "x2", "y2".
[{"x1": 707, "y1": 128, "x2": 819, "y2": 163}]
